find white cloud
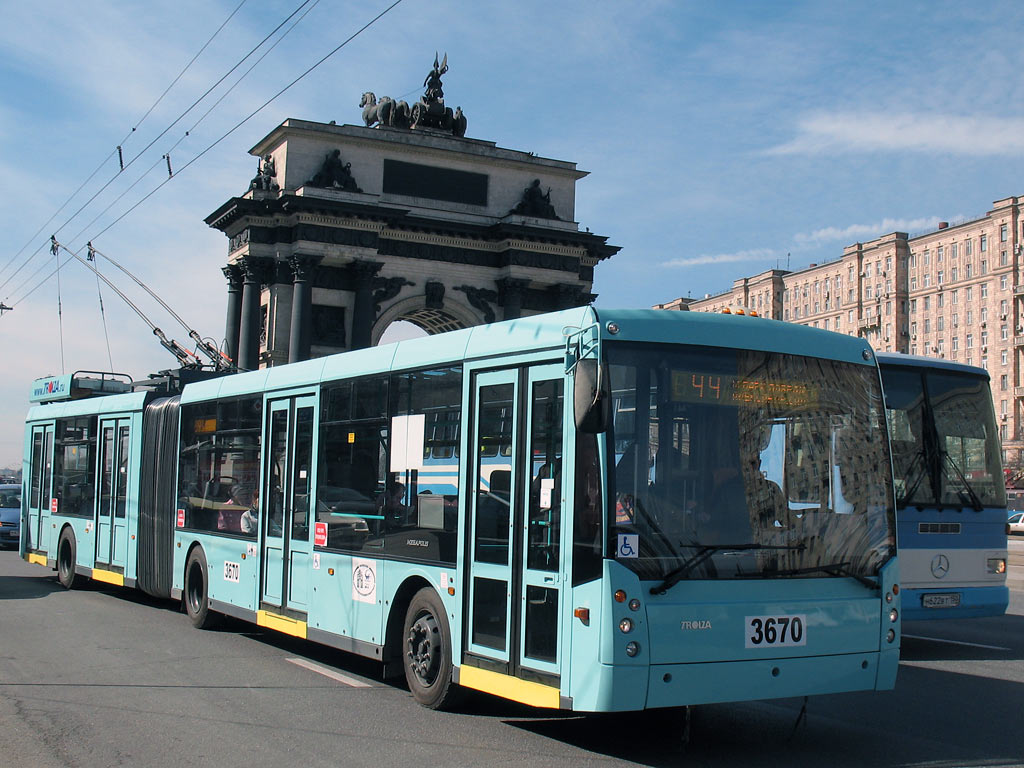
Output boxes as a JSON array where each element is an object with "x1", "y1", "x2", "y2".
[
  {"x1": 794, "y1": 216, "x2": 944, "y2": 246},
  {"x1": 766, "y1": 112, "x2": 1024, "y2": 156},
  {"x1": 661, "y1": 249, "x2": 776, "y2": 268}
]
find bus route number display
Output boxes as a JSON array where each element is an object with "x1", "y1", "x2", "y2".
[{"x1": 672, "y1": 372, "x2": 818, "y2": 409}]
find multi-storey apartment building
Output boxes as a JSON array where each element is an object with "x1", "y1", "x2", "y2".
[{"x1": 654, "y1": 196, "x2": 1024, "y2": 464}]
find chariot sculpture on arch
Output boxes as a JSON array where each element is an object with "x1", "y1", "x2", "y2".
[{"x1": 359, "y1": 53, "x2": 467, "y2": 137}]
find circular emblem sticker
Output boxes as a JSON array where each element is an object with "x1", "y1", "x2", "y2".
[{"x1": 352, "y1": 561, "x2": 376, "y2": 603}]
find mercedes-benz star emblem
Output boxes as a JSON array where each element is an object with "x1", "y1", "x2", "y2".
[{"x1": 930, "y1": 553, "x2": 950, "y2": 579}]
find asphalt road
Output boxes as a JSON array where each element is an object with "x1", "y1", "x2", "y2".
[{"x1": 1, "y1": 548, "x2": 1023, "y2": 768}]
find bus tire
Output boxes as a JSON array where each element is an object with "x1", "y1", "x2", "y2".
[
  {"x1": 403, "y1": 587, "x2": 458, "y2": 709},
  {"x1": 184, "y1": 547, "x2": 220, "y2": 629},
  {"x1": 57, "y1": 528, "x2": 78, "y2": 589}
]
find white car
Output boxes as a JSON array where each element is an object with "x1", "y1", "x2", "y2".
[{"x1": 1009, "y1": 512, "x2": 1024, "y2": 536}]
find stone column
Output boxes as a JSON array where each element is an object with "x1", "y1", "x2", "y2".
[
  {"x1": 498, "y1": 278, "x2": 529, "y2": 320},
  {"x1": 222, "y1": 265, "x2": 243, "y2": 366},
  {"x1": 238, "y1": 257, "x2": 270, "y2": 371},
  {"x1": 288, "y1": 255, "x2": 321, "y2": 364},
  {"x1": 350, "y1": 260, "x2": 382, "y2": 350}
]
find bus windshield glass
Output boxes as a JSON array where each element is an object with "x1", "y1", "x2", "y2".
[
  {"x1": 607, "y1": 342, "x2": 895, "y2": 583},
  {"x1": 882, "y1": 367, "x2": 1006, "y2": 509}
]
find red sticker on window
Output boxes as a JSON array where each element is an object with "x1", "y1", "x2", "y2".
[
  {"x1": 314, "y1": 522, "x2": 328, "y2": 547},
  {"x1": 176, "y1": 509, "x2": 185, "y2": 528},
  {"x1": 50, "y1": 498, "x2": 58, "y2": 514}
]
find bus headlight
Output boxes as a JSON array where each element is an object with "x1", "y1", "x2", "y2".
[
  {"x1": 987, "y1": 558, "x2": 1006, "y2": 575},
  {"x1": 619, "y1": 618, "x2": 634, "y2": 634},
  {"x1": 625, "y1": 641, "x2": 640, "y2": 657}
]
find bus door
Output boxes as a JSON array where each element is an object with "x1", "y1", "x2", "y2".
[
  {"x1": 95, "y1": 417, "x2": 131, "y2": 570},
  {"x1": 466, "y1": 364, "x2": 565, "y2": 683},
  {"x1": 260, "y1": 393, "x2": 315, "y2": 616},
  {"x1": 26, "y1": 424, "x2": 54, "y2": 553}
]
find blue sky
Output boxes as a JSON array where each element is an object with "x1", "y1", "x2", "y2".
[{"x1": 2, "y1": 0, "x2": 1024, "y2": 466}]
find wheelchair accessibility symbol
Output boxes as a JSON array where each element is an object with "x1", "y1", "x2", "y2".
[{"x1": 617, "y1": 533, "x2": 639, "y2": 559}]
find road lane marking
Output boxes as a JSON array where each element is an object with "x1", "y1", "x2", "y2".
[
  {"x1": 902, "y1": 633, "x2": 1011, "y2": 651},
  {"x1": 286, "y1": 657, "x2": 372, "y2": 687}
]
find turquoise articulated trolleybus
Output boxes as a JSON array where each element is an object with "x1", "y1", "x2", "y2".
[
  {"x1": 877, "y1": 352, "x2": 1008, "y2": 620},
  {"x1": 23, "y1": 308, "x2": 900, "y2": 711}
]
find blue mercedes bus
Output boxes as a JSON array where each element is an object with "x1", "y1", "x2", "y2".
[
  {"x1": 877, "y1": 352, "x2": 1008, "y2": 620},
  {"x1": 23, "y1": 308, "x2": 900, "y2": 711}
]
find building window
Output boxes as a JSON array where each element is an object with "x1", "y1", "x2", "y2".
[
  {"x1": 910, "y1": 276, "x2": 918, "y2": 290},
  {"x1": 911, "y1": 321, "x2": 918, "y2": 335},
  {"x1": 865, "y1": 285, "x2": 872, "y2": 299},
  {"x1": 966, "y1": 239, "x2": 973, "y2": 256},
  {"x1": 938, "y1": 293, "x2": 944, "y2": 308},
  {"x1": 1001, "y1": 299, "x2": 1009, "y2": 315},
  {"x1": 967, "y1": 333, "x2": 974, "y2": 348},
  {"x1": 1001, "y1": 275, "x2": 1009, "y2": 291},
  {"x1": 911, "y1": 299, "x2": 917, "y2": 313},
  {"x1": 1001, "y1": 374, "x2": 1008, "y2": 391},
  {"x1": 951, "y1": 267, "x2": 958, "y2": 281},
  {"x1": 966, "y1": 286, "x2": 973, "y2": 302},
  {"x1": 981, "y1": 307, "x2": 988, "y2": 323},
  {"x1": 911, "y1": 344, "x2": 918, "y2": 355},
  {"x1": 951, "y1": 289, "x2": 958, "y2": 304},
  {"x1": 924, "y1": 296, "x2": 930, "y2": 311},
  {"x1": 886, "y1": 301, "x2": 892, "y2": 316},
  {"x1": 1001, "y1": 224, "x2": 1008, "y2": 242},
  {"x1": 965, "y1": 262, "x2": 973, "y2": 278},
  {"x1": 952, "y1": 336, "x2": 959, "y2": 351},
  {"x1": 1001, "y1": 250, "x2": 1009, "y2": 266},
  {"x1": 937, "y1": 339, "x2": 945, "y2": 355},
  {"x1": 981, "y1": 330, "x2": 989, "y2": 346},
  {"x1": 865, "y1": 264, "x2": 872, "y2": 277},
  {"x1": 937, "y1": 316, "x2": 945, "y2": 331},
  {"x1": 981, "y1": 234, "x2": 988, "y2": 252},
  {"x1": 952, "y1": 313, "x2": 958, "y2": 327},
  {"x1": 909, "y1": 253, "x2": 916, "y2": 267},
  {"x1": 923, "y1": 273, "x2": 931, "y2": 287},
  {"x1": 937, "y1": 246, "x2": 944, "y2": 262},
  {"x1": 981, "y1": 260, "x2": 988, "y2": 274},
  {"x1": 924, "y1": 251, "x2": 931, "y2": 266},
  {"x1": 982, "y1": 284, "x2": 989, "y2": 299},
  {"x1": 951, "y1": 243, "x2": 958, "y2": 259},
  {"x1": 1001, "y1": 399, "x2": 1007, "y2": 415},
  {"x1": 967, "y1": 309, "x2": 973, "y2": 324},
  {"x1": 1002, "y1": 349, "x2": 1008, "y2": 365},
  {"x1": 1002, "y1": 325, "x2": 1009, "y2": 340},
  {"x1": 924, "y1": 318, "x2": 931, "y2": 333}
]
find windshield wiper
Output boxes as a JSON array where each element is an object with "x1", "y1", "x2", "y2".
[
  {"x1": 650, "y1": 542, "x2": 805, "y2": 596},
  {"x1": 764, "y1": 561, "x2": 878, "y2": 591},
  {"x1": 939, "y1": 452, "x2": 984, "y2": 511}
]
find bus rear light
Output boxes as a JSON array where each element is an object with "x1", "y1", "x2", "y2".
[
  {"x1": 574, "y1": 607, "x2": 590, "y2": 626},
  {"x1": 987, "y1": 558, "x2": 1006, "y2": 575},
  {"x1": 889, "y1": 608, "x2": 898, "y2": 623},
  {"x1": 614, "y1": 589, "x2": 627, "y2": 603},
  {"x1": 619, "y1": 618, "x2": 634, "y2": 634},
  {"x1": 625, "y1": 641, "x2": 640, "y2": 657},
  {"x1": 892, "y1": 584, "x2": 899, "y2": 595},
  {"x1": 628, "y1": 598, "x2": 641, "y2": 611},
  {"x1": 886, "y1": 629, "x2": 896, "y2": 643},
  {"x1": 885, "y1": 592, "x2": 893, "y2": 603}
]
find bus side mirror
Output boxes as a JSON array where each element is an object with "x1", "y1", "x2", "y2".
[{"x1": 575, "y1": 359, "x2": 610, "y2": 433}]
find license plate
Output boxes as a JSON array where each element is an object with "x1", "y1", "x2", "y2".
[
  {"x1": 922, "y1": 593, "x2": 960, "y2": 608},
  {"x1": 745, "y1": 614, "x2": 807, "y2": 648}
]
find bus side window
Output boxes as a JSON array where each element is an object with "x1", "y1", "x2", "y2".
[{"x1": 572, "y1": 432, "x2": 603, "y2": 586}]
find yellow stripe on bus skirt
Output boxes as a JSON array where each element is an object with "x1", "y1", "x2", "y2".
[
  {"x1": 257, "y1": 610, "x2": 308, "y2": 639},
  {"x1": 458, "y1": 665, "x2": 560, "y2": 709},
  {"x1": 92, "y1": 568, "x2": 124, "y2": 587}
]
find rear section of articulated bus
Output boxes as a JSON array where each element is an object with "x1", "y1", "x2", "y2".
[{"x1": 564, "y1": 312, "x2": 900, "y2": 712}]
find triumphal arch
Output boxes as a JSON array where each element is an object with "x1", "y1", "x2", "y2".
[{"x1": 206, "y1": 57, "x2": 618, "y2": 369}]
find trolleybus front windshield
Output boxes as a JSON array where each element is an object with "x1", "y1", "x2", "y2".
[
  {"x1": 882, "y1": 367, "x2": 1005, "y2": 510},
  {"x1": 607, "y1": 343, "x2": 895, "y2": 583}
]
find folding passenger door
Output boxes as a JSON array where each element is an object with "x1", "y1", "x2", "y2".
[
  {"x1": 260, "y1": 393, "x2": 316, "y2": 616},
  {"x1": 95, "y1": 416, "x2": 131, "y2": 571},
  {"x1": 26, "y1": 424, "x2": 54, "y2": 554},
  {"x1": 465, "y1": 363, "x2": 566, "y2": 687}
]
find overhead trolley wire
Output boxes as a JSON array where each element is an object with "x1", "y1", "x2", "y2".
[
  {"x1": 89, "y1": 0, "x2": 405, "y2": 244},
  {"x1": 0, "y1": 0, "x2": 249, "y2": 290},
  {"x1": 65, "y1": 0, "x2": 322, "y2": 249}
]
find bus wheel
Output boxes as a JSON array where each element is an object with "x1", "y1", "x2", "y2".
[
  {"x1": 184, "y1": 548, "x2": 220, "y2": 629},
  {"x1": 57, "y1": 528, "x2": 78, "y2": 589},
  {"x1": 403, "y1": 587, "x2": 458, "y2": 709}
]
